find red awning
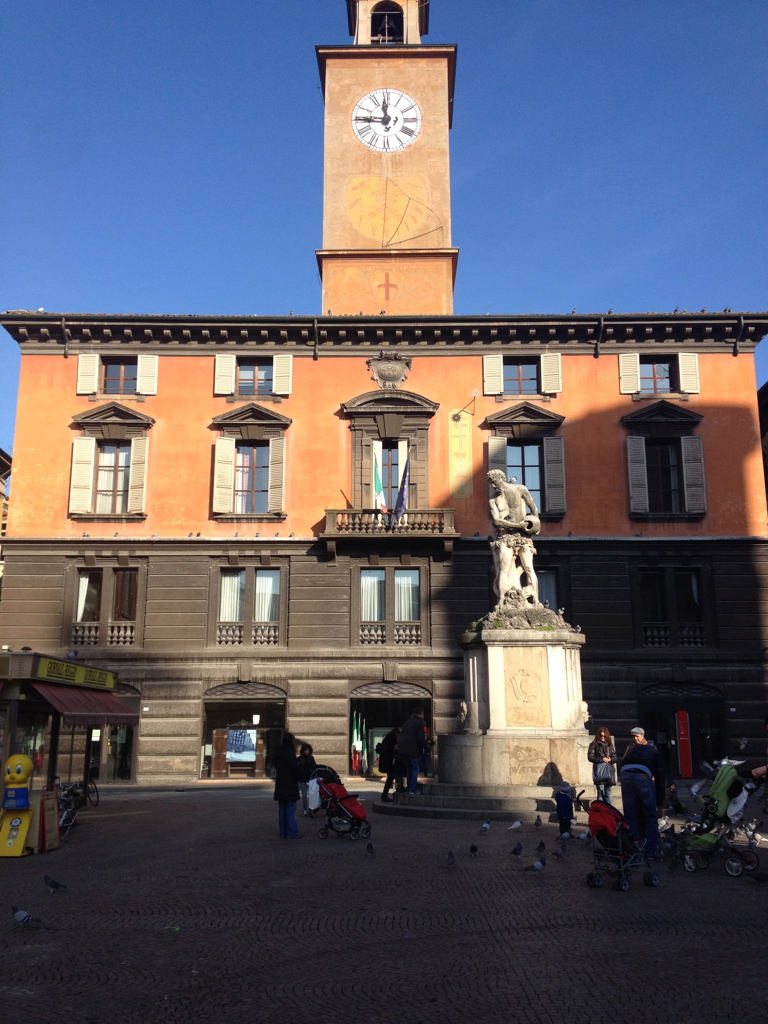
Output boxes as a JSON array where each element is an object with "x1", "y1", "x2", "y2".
[{"x1": 28, "y1": 682, "x2": 139, "y2": 728}]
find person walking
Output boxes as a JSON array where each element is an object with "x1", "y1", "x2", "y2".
[
  {"x1": 619, "y1": 726, "x2": 664, "y2": 859},
  {"x1": 397, "y1": 707, "x2": 427, "y2": 795},
  {"x1": 297, "y1": 742, "x2": 316, "y2": 817},
  {"x1": 555, "y1": 782, "x2": 574, "y2": 835},
  {"x1": 273, "y1": 732, "x2": 303, "y2": 838},
  {"x1": 588, "y1": 726, "x2": 617, "y2": 804}
]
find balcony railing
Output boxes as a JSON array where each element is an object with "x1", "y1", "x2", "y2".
[
  {"x1": 217, "y1": 622, "x2": 280, "y2": 646},
  {"x1": 642, "y1": 622, "x2": 706, "y2": 648},
  {"x1": 360, "y1": 622, "x2": 422, "y2": 645},
  {"x1": 323, "y1": 508, "x2": 457, "y2": 537},
  {"x1": 71, "y1": 622, "x2": 136, "y2": 647}
]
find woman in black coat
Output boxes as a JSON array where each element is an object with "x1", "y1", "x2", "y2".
[
  {"x1": 588, "y1": 725, "x2": 617, "y2": 805},
  {"x1": 378, "y1": 727, "x2": 401, "y2": 803},
  {"x1": 273, "y1": 732, "x2": 303, "y2": 838},
  {"x1": 297, "y1": 742, "x2": 317, "y2": 817}
]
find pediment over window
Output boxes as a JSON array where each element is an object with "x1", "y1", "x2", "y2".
[
  {"x1": 211, "y1": 402, "x2": 292, "y2": 440},
  {"x1": 71, "y1": 402, "x2": 155, "y2": 439},
  {"x1": 621, "y1": 399, "x2": 702, "y2": 437},
  {"x1": 486, "y1": 402, "x2": 565, "y2": 439},
  {"x1": 341, "y1": 390, "x2": 439, "y2": 418}
]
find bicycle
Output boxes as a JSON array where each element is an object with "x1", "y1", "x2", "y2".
[{"x1": 56, "y1": 775, "x2": 99, "y2": 839}]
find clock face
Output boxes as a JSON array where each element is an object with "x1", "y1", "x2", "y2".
[{"x1": 351, "y1": 89, "x2": 422, "y2": 153}]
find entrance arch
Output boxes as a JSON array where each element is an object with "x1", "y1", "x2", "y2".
[
  {"x1": 638, "y1": 683, "x2": 724, "y2": 777},
  {"x1": 349, "y1": 682, "x2": 432, "y2": 777},
  {"x1": 202, "y1": 682, "x2": 287, "y2": 779}
]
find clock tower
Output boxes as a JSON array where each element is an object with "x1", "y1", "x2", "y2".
[{"x1": 316, "y1": 0, "x2": 458, "y2": 315}]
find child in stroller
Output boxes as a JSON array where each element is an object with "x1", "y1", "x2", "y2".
[
  {"x1": 310, "y1": 765, "x2": 372, "y2": 841},
  {"x1": 586, "y1": 800, "x2": 660, "y2": 892},
  {"x1": 683, "y1": 759, "x2": 760, "y2": 876}
]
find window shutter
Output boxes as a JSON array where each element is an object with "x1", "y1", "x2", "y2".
[
  {"x1": 540, "y1": 352, "x2": 562, "y2": 394},
  {"x1": 272, "y1": 354, "x2": 293, "y2": 395},
  {"x1": 678, "y1": 353, "x2": 700, "y2": 394},
  {"x1": 397, "y1": 440, "x2": 409, "y2": 487},
  {"x1": 483, "y1": 355, "x2": 503, "y2": 395},
  {"x1": 681, "y1": 435, "x2": 706, "y2": 513},
  {"x1": 136, "y1": 354, "x2": 158, "y2": 395},
  {"x1": 212, "y1": 437, "x2": 236, "y2": 513},
  {"x1": 127, "y1": 436, "x2": 149, "y2": 513},
  {"x1": 619, "y1": 353, "x2": 640, "y2": 394},
  {"x1": 371, "y1": 439, "x2": 383, "y2": 507},
  {"x1": 542, "y1": 436, "x2": 566, "y2": 514},
  {"x1": 69, "y1": 437, "x2": 96, "y2": 513},
  {"x1": 268, "y1": 436, "x2": 286, "y2": 513},
  {"x1": 488, "y1": 436, "x2": 507, "y2": 476},
  {"x1": 76, "y1": 354, "x2": 100, "y2": 395},
  {"x1": 214, "y1": 354, "x2": 236, "y2": 395},
  {"x1": 627, "y1": 436, "x2": 649, "y2": 513}
]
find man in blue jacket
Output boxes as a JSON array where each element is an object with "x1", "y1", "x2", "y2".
[{"x1": 619, "y1": 726, "x2": 664, "y2": 860}]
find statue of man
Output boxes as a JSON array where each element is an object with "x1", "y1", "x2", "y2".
[{"x1": 487, "y1": 469, "x2": 541, "y2": 606}]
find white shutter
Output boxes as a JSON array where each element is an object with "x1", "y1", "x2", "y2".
[
  {"x1": 136, "y1": 354, "x2": 158, "y2": 395},
  {"x1": 540, "y1": 352, "x2": 562, "y2": 394},
  {"x1": 76, "y1": 354, "x2": 100, "y2": 395},
  {"x1": 681, "y1": 435, "x2": 706, "y2": 513},
  {"x1": 213, "y1": 437, "x2": 236, "y2": 513},
  {"x1": 214, "y1": 354, "x2": 236, "y2": 395},
  {"x1": 397, "y1": 440, "x2": 409, "y2": 487},
  {"x1": 127, "y1": 436, "x2": 149, "y2": 513},
  {"x1": 268, "y1": 436, "x2": 286, "y2": 513},
  {"x1": 542, "y1": 436, "x2": 566, "y2": 514},
  {"x1": 678, "y1": 353, "x2": 700, "y2": 394},
  {"x1": 488, "y1": 436, "x2": 507, "y2": 476},
  {"x1": 627, "y1": 436, "x2": 649, "y2": 513},
  {"x1": 619, "y1": 353, "x2": 640, "y2": 394},
  {"x1": 483, "y1": 355, "x2": 503, "y2": 396},
  {"x1": 272, "y1": 354, "x2": 293, "y2": 395},
  {"x1": 69, "y1": 437, "x2": 96, "y2": 514}
]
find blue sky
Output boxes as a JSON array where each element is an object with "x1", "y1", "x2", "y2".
[{"x1": 1, "y1": 0, "x2": 766, "y2": 454}]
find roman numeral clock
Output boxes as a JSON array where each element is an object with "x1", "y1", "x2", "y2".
[{"x1": 316, "y1": 0, "x2": 459, "y2": 315}]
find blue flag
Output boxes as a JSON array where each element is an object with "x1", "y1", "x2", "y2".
[{"x1": 393, "y1": 447, "x2": 410, "y2": 521}]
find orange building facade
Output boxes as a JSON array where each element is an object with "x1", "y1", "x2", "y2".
[{"x1": 1, "y1": 0, "x2": 768, "y2": 785}]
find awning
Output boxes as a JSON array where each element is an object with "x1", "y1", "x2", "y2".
[{"x1": 28, "y1": 682, "x2": 139, "y2": 728}]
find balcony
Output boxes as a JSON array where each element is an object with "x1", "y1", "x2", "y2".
[
  {"x1": 322, "y1": 508, "x2": 458, "y2": 556},
  {"x1": 216, "y1": 622, "x2": 279, "y2": 647},
  {"x1": 642, "y1": 621, "x2": 707, "y2": 648},
  {"x1": 71, "y1": 622, "x2": 136, "y2": 647}
]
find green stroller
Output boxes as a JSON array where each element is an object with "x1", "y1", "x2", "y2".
[{"x1": 684, "y1": 761, "x2": 759, "y2": 876}]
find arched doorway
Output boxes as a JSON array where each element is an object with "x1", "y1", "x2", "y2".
[
  {"x1": 349, "y1": 682, "x2": 432, "y2": 777},
  {"x1": 202, "y1": 682, "x2": 286, "y2": 779},
  {"x1": 638, "y1": 683, "x2": 724, "y2": 778}
]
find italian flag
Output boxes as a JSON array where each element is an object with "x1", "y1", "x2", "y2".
[{"x1": 373, "y1": 451, "x2": 388, "y2": 514}]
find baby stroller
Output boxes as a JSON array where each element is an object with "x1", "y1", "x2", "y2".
[
  {"x1": 684, "y1": 760, "x2": 760, "y2": 876},
  {"x1": 586, "y1": 800, "x2": 659, "y2": 891},
  {"x1": 311, "y1": 765, "x2": 372, "y2": 841}
]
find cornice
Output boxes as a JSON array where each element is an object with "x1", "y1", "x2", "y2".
[{"x1": 2, "y1": 311, "x2": 767, "y2": 356}]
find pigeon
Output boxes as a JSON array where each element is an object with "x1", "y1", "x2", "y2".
[
  {"x1": 11, "y1": 907, "x2": 40, "y2": 927},
  {"x1": 560, "y1": 831, "x2": 571, "y2": 840},
  {"x1": 508, "y1": 820, "x2": 522, "y2": 831},
  {"x1": 446, "y1": 849, "x2": 456, "y2": 867},
  {"x1": 43, "y1": 874, "x2": 66, "y2": 894},
  {"x1": 524, "y1": 856, "x2": 546, "y2": 873},
  {"x1": 479, "y1": 821, "x2": 491, "y2": 834},
  {"x1": 511, "y1": 842, "x2": 523, "y2": 857},
  {"x1": 365, "y1": 841, "x2": 375, "y2": 857},
  {"x1": 536, "y1": 840, "x2": 546, "y2": 855},
  {"x1": 534, "y1": 815, "x2": 542, "y2": 828},
  {"x1": 553, "y1": 843, "x2": 567, "y2": 860},
  {"x1": 577, "y1": 830, "x2": 591, "y2": 844},
  {"x1": 470, "y1": 844, "x2": 478, "y2": 856}
]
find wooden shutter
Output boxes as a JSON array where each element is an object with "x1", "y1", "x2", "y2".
[
  {"x1": 678, "y1": 353, "x2": 700, "y2": 394},
  {"x1": 136, "y1": 354, "x2": 158, "y2": 395},
  {"x1": 619, "y1": 353, "x2": 640, "y2": 394},
  {"x1": 681, "y1": 435, "x2": 706, "y2": 513},
  {"x1": 76, "y1": 354, "x2": 100, "y2": 395},
  {"x1": 69, "y1": 437, "x2": 96, "y2": 513},
  {"x1": 483, "y1": 355, "x2": 503, "y2": 396},
  {"x1": 627, "y1": 436, "x2": 649, "y2": 513},
  {"x1": 214, "y1": 354, "x2": 236, "y2": 395},
  {"x1": 212, "y1": 437, "x2": 236, "y2": 513},
  {"x1": 272, "y1": 354, "x2": 293, "y2": 395},
  {"x1": 540, "y1": 352, "x2": 562, "y2": 394},
  {"x1": 127, "y1": 436, "x2": 149, "y2": 513},
  {"x1": 487, "y1": 436, "x2": 507, "y2": 476},
  {"x1": 268, "y1": 436, "x2": 286, "y2": 513},
  {"x1": 542, "y1": 436, "x2": 566, "y2": 514}
]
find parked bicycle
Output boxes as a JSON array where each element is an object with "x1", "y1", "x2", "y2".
[{"x1": 56, "y1": 775, "x2": 99, "y2": 839}]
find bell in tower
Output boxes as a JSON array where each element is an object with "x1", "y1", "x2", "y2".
[{"x1": 346, "y1": 0, "x2": 429, "y2": 46}]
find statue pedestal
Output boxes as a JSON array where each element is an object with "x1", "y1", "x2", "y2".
[{"x1": 440, "y1": 628, "x2": 591, "y2": 790}]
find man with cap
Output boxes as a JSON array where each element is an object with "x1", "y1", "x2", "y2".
[{"x1": 619, "y1": 727, "x2": 664, "y2": 859}]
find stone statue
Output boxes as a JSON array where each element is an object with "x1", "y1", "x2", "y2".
[{"x1": 487, "y1": 469, "x2": 541, "y2": 606}]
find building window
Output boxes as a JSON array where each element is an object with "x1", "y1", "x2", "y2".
[
  {"x1": 619, "y1": 352, "x2": 699, "y2": 395},
  {"x1": 102, "y1": 358, "x2": 138, "y2": 395},
  {"x1": 637, "y1": 567, "x2": 706, "y2": 648},
  {"x1": 483, "y1": 353, "x2": 562, "y2": 397},
  {"x1": 214, "y1": 354, "x2": 292, "y2": 397},
  {"x1": 487, "y1": 435, "x2": 565, "y2": 517},
  {"x1": 68, "y1": 434, "x2": 149, "y2": 518},
  {"x1": 71, "y1": 566, "x2": 142, "y2": 647},
  {"x1": 371, "y1": 1, "x2": 404, "y2": 43},
  {"x1": 379, "y1": 440, "x2": 400, "y2": 509},
  {"x1": 95, "y1": 443, "x2": 131, "y2": 514},
  {"x1": 507, "y1": 442, "x2": 542, "y2": 510},
  {"x1": 211, "y1": 404, "x2": 292, "y2": 519},
  {"x1": 234, "y1": 443, "x2": 270, "y2": 514},
  {"x1": 645, "y1": 439, "x2": 682, "y2": 513},
  {"x1": 639, "y1": 358, "x2": 674, "y2": 394},
  {"x1": 216, "y1": 566, "x2": 282, "y2": 646},
  {"x1": 503, "y1": 359, "x2": 539, "y2": 396},
  {"x1": 76, "y1": 354, "x2": 157, "y2": 396},
  {"x1": 358, "y1": 565, "x2": 423, "y2": 645},
  {"x1": 537, "y1": 569, "x2": 558, "y2": 611}
]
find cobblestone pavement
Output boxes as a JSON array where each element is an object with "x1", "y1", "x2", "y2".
[{"x1": 1, "y1": 783, "x2": 766, "y2": 1024}]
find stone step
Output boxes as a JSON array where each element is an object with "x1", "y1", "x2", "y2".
[{"x1": 372, "y1": 800, "x2": 593, "y2": 823}]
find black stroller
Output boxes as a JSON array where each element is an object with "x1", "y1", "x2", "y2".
[{"x1": 586, "y1": 800, "x2": 660, "y2": 892}]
